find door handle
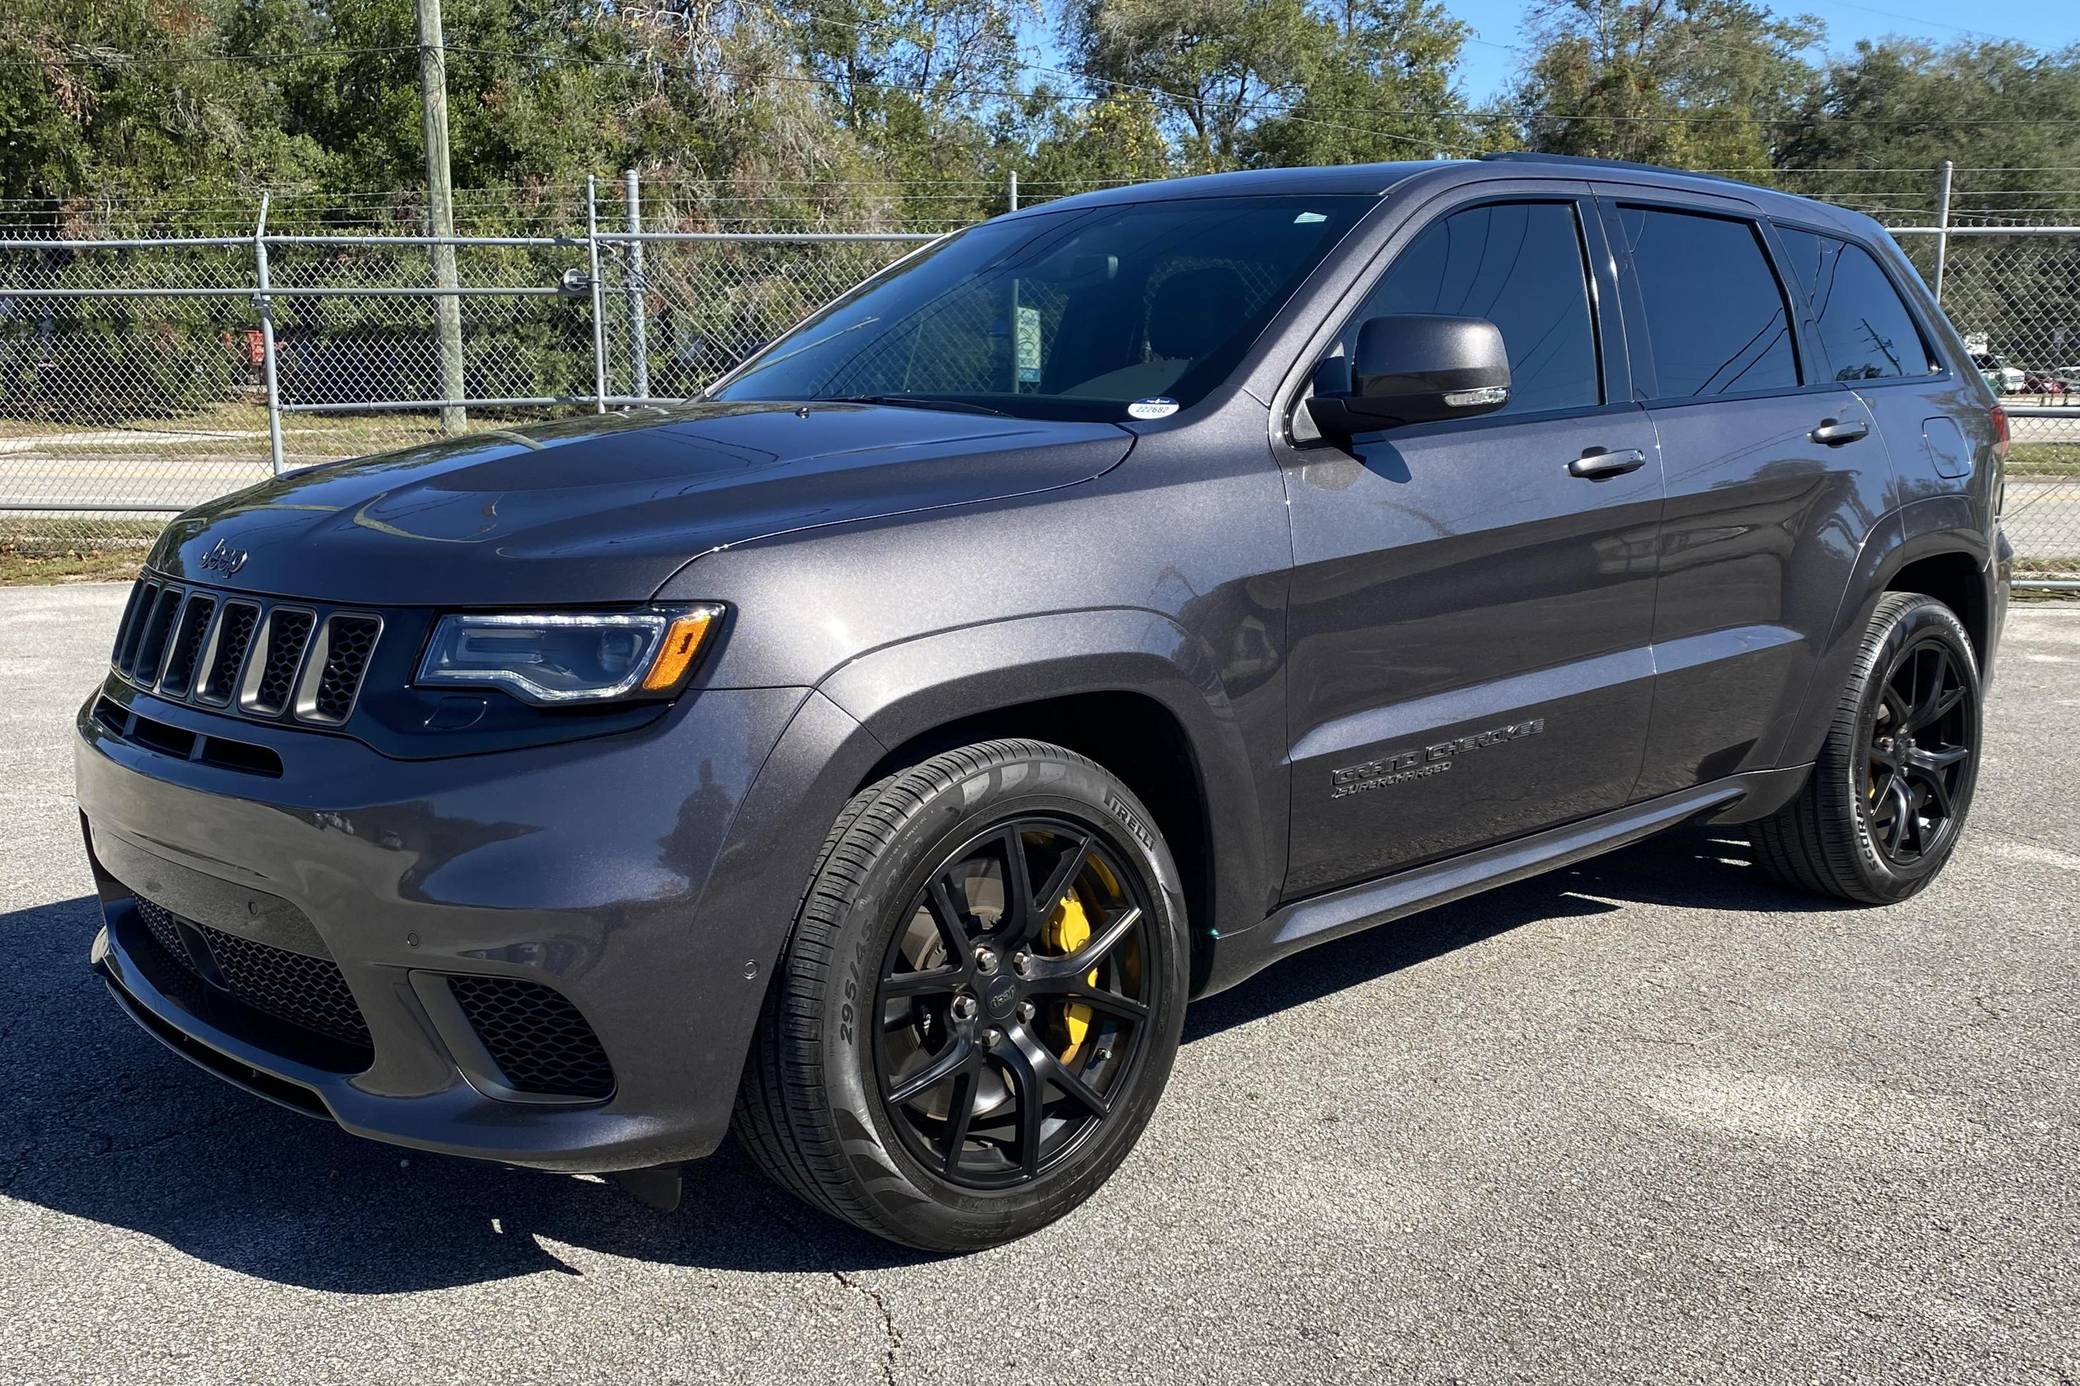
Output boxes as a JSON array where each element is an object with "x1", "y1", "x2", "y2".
[
  {"x1": 1568, "y1": 447, "x2": 1647, "y2": 480},
  {"x1": 1811, "y1": 417, "x2": 1870, "y2": 446}
]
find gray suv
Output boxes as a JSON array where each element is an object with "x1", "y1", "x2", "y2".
[{"x1": 75, "y1": 154, "x2": 2011, "y2": 1251}]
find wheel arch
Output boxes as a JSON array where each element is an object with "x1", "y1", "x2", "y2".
[
  {"x1": 1884, "y1": 549, "x2": 1991, "y2": 672},
  {"x1": 1782, "y1": 497, "x2": 1994, "y2": 768},
  {"x1": 817, "y1": 610, "x2": 1281, "y2": 995}
]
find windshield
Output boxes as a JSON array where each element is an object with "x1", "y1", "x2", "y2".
[{"x1": 709, "y1": 196, "x2": 1371, "y2": 422}]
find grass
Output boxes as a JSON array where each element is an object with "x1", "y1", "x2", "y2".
[
  {"x1": 0, "y1": 546, "x2": 142, "y2": 585},
  {"x1": 2009, "y1": 442, "x2": 2080, "y2": 477},
  {"x1": 0, "y1": 516, "x2": 157, "y2": 584}
]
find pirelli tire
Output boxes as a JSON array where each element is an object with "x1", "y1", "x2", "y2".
[
  {"x1": 1753, "y1": 592, "x2": 1983, "y2": 904},
  {"x1": 732, "y1": 739, "x2": 1190, "y2": 1251}
]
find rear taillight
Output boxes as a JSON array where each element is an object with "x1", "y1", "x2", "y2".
[{"x1": 1990, "y1": 403, "x2": 2011, "y2": 460}]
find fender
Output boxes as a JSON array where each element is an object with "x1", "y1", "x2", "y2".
[
  {"x1": 814, "y1": 607, "x2": 1280, "y2": 946},
  {"x1": 1780, "y1": 495, "x2": 1994, "y2": 769},
  {"x1": 670, "y1": 688, "x2": 891, "y2": 1128}
]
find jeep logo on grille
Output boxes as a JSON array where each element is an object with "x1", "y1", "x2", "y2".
[{"x1": 196, "y1": 539, "x2": 249, "y2": 576}]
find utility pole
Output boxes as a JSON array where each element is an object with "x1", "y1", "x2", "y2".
[{"x1": 416, "y1": 0, "x2": 466, "y2": 432}]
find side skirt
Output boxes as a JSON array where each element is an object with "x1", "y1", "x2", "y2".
[{"x1": 1198, "y1": 764, "x2": 1811, "y2": 997}]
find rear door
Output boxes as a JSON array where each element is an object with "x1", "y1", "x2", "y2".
[
  {"x1": 1277, "y1": 187, "x2": 1665, "y2": 897},
  {"x1": 1770, "y1": 221, "x2": 1985, "y2": 497},
  {"x1": 1595, "y1": 188, "x2": 1893, "y2": 796}
]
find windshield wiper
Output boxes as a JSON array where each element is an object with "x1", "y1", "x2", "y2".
[{"x1": 820, "y1": 393, "x2": 1010, "y2": 417}]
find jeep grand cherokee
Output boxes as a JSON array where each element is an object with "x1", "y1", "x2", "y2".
[{"x1": 76, "y1": 154, "x2": 2010, "y2": 1251}]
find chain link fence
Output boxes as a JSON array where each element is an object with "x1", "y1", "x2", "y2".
[
  {"x1": 1893, "y1": 224, "x2": 2080, "y2": 583},
  {"x1": 0, "y1": 174, "x2": 934, "y2": 558},
  {"x1": 4, "y1": 167, "x2": 2080, "y2": 584}
]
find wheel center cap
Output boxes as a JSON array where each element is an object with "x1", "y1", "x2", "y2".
[{"x1": 982, "y1": 973, "x2": 1019, "y2": 1020}]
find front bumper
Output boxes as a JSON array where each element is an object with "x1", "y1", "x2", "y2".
[{"x1": 76, "y1": 677, "x2": 880, "y2": 1173}]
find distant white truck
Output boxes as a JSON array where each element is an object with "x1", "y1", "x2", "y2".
[{"x1": 1969, "y1": 349, "x2": 2026, "y2": 395}]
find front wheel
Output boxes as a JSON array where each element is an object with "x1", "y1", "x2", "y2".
[
  {"x1": 1752, "y1": 592, "x2": 1982, "y2": 903},
  {"x1": 732, "y1": 740, "x2": 1189, "y2": 1251}
]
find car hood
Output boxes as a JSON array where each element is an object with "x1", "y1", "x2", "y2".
[{"x1": 147, "y1": 401, "x2": 1134, "y2": 606}]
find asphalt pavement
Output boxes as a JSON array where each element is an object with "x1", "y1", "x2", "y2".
[{"x1": 2, "y1": 583, "x2": 2075, "y2": 1384}]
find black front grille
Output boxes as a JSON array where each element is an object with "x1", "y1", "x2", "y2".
[
  {"x1": 131, "y1": 585, "x2": 183, "y2": 681},
  {"x1": 133, "y1": 896, "x2": 371, "y2": 1052},
  {"x1": 309, "y1": 615, "x2": 381, "y2": 723},
  {"x1": 111, "y1": 578, "x2": 156, "y2": 675},
  {"x1": 159, "y1": 593, "x2": 216, "y2": 697},
  {"x1": 109, "y1": 574, "x2": 380, "y2": 730},
  {"x1": 449, "y1": 975, "x2": 615, "y2": 1099},
  {"x1": 197, "y1": 601, "x2": 258, "y2": 704},
  {"x1": 249, "y1": 608, "x2": 314, "y2": 715}
]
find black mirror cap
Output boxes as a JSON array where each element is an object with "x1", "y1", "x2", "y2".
[{"x1": 1305, "y1": 314, "x2": 1512, "y2": 438}]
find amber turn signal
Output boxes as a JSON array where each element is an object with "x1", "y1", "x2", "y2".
[{"x1": 641, "y1": 605, "x2": 724, "y2": 692}]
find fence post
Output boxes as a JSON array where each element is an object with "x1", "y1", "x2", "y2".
[
  {"x1": 1934, "y1": 160, "x2": 1954, "y2": 304},
  {"x1": 625, "y1": 169, "x2": 650, "y2": 402},
  {"x1": 252, "y1": 193, "x2": 286, "y2": 477},
  {"x1": 585, "y1": 175, "x2": 609, "y2": 414},
  {"x1": 1007, "y1": 168, "x2": 1019, "y2": 214}
]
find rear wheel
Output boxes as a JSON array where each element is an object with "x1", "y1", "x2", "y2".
[
  {"x1": 732, "y1": 739, "x2": 1188, "y2": 1250},
  {"x1": 1752, "y1": 592, "x2": 1982, "y2": 903}
]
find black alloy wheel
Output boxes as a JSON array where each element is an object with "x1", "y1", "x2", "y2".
[
  {"x1": 734, "y1": 739, "x2": 1189, "y2": 1250},
  {"x1": 873, "y1": 819, "x2": 1157, "y2": 1190},
  {"x1": 1863, "y1": 637, "x2": 1975, "y2": 866},
  {"x1": 1751, "y1": 592, "x2": 1983, "y2": 904}
]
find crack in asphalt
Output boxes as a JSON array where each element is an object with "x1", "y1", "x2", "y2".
[{"x1": 833, "y1": 1270, "x2": 903, "y2": 1385}]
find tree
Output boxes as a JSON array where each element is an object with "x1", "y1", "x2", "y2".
[
  {"x1": 1779, "y1": 40, "x2": 2080, "y2": 219},
  {"x1": 1509, "y1": 0, "x2": 1822, "y2": 170},
  {"x1": 1243, "y1": 0, "x2": 1478, "y2": 166},
  {"x1": 0, "y1": 0, "x2": 323, "y2": 230},
  {"x1": 1015, "y1": 87, "x2": 1172, "y2": 190},
  {"x1": 1064, "y1": 0, "x2": 1317, "y2": 171}
]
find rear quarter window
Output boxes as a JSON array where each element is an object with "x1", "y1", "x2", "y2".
[{"x1": 1775, "y1": 228, "x2": 1939, "y2": 381}]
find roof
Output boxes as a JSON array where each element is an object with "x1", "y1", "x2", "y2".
[
  {"x1": 1006, "y1": 161, "x2": 1450, "y2": 215},
  {"x1": 1007, "y1": 153, "x2": 1882, "y2": 240}
]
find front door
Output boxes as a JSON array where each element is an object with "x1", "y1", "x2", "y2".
[{"x1": 1278, "y1": 193, "x2": 1665, "y2": 898}]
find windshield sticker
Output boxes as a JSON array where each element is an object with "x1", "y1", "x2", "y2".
[
  {"x1": 1015, "y1": 305, "x2": 1042, "y2": 384},
  {"x1": 1127, "y1": 397, "x2": 1179, "y2": 420}
]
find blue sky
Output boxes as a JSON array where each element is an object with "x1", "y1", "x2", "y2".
[{"x1": 1023, "y1": 0, "x2": 2079, "y2": 107}]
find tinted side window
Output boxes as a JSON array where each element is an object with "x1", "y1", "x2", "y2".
[
  {"x1": 1334, "y1": 201, "x2": 1600, "y2": 416},
  {"x1": 1614, "y1": 207, "x2": 1798, "y2": 398},
  {"x1": 1775, "y1": 228, "x2": 1938, "y2": 381}
]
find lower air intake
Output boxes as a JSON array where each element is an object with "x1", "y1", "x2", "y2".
[
  {"x1": 447, "y1": 975, "x2": 616, "y2": 1099},
  {"x1": 132, "y1": 895, "x2": 372, "y2": 1053}
]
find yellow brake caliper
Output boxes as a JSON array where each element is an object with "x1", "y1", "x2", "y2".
[{"x1": 1041, "y1": 889, "x2": 1098, "y2": 1061}]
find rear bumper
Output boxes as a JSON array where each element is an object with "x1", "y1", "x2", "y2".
[{"x1": 76, "y1": 678, "x2": 881, "y2": 1173}]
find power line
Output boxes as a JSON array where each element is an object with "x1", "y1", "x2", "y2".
[{"x1": 1793, "y1": 0, "x2": 2040, "y2": 46}]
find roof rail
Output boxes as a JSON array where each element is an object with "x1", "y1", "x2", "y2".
[{"x1": 1478, "y1": 151, "x2": 1761, "y2": 193}]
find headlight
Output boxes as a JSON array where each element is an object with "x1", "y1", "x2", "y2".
[{"x1": 415, "y1": 605, "x2": 724, "y2": 705}]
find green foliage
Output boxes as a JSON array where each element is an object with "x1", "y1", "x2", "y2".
[
  {"x1": 1017, "y1": 89, "x2": 1172, "y2": 189},
  {"x1": 0, "y1": 316, "x2": 237, "y2": 421},
  {"x1": 1065, "y1": 0, "x2": 1317, "y2": 170},
  {"x1": 1509, "y1": 0, "x2": 1822, "y2": 169},
  {"x1": 1242, "y1": 0, "x2": 1478, "y2": 165},
  {"x1": 1780, "y1": 40, "x2": 2080, "y2": 206},
  {"x1": 7, "y1": 0, "x2": 2080, "y2": 410},
  {"x1": 6, "y1": 0, "x2": 2076, "y2": 224}
]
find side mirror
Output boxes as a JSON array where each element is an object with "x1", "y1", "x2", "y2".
[{"x1": 1305, "y1": 314, "x2": 1512, "y2": 439}]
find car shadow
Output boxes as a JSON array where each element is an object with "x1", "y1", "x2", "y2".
[
  {"x1": 1184, "y1": 824, "x2": 1842, "y2": 1042},
  {"x1": 0, "y1": 827, "x2": 1829, "y2": 1292}
]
